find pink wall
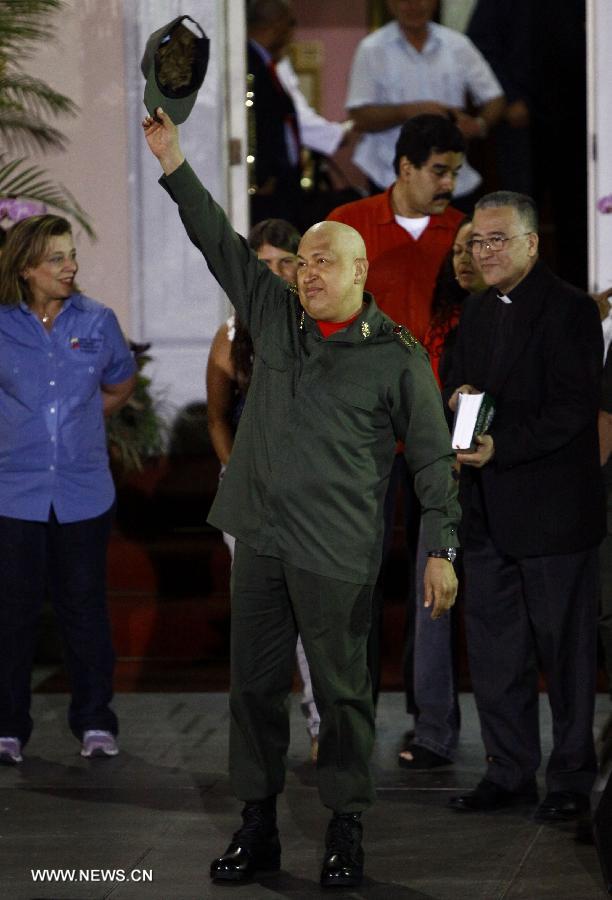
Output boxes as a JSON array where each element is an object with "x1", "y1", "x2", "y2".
[
  {"x1": 294, "y1": 1, "x2": 369, "y2": 189},
  {"x1": 19, "y1": 0, "x2": 132, "y2": 330},
  {"x1": 295, "y1": 2, "x2": 368, "y2": 121}
]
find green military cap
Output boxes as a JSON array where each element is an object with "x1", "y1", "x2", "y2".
[{"x1": 141, "y1": 15, "x2": 210, "y2": 125}]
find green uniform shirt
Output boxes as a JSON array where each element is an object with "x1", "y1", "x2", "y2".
[{"x1": 162, "y1": 161, "x2": 460, "y2": 584}]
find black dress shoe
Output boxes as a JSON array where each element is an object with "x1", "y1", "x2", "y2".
[
  {"x1": 534, "y1": 791, "x2": 590, "y2": 823},
  {"x1": 449, "y1": 778, "x2": 538, "y2": 812},
  {"x1": 320, "y1": 812, "x2": 364, "y2": 888},
  {"x1": 210, "y1": 797, "x2": 281, "y2": 882}
]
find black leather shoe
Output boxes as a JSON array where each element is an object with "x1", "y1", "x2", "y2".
[
  {"x1": 449, "y1": 778, "x2": 538, "y2": 812},
  {"x1": 534, "y1": 791, "x2": 590, "y2": 823},
  {"x1": 320, "y1": 812, "x2": 364, "y2": 888},
  {"x1": 210, "y1": 797, "x2": 281, "y2": 882}
]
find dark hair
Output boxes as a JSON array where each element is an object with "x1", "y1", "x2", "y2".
[
  {"x1": 247, "y1": 217, "x2": 300, "y2": 254},
  {"x1": 0, "y1": 214, "x2": 77, "y2": 306},
  {"x1": 474, "y1": 191, "x2": 539, "y2": 232},
  {"x1": 428, "y1": 217, "x2": 472, "y2": 349},
  {"x1": 247, "y1": 0, "x2": 292, "y2": 28},
  {"x1": 393, "y1": 114, "x2": 465, "y2": 175}
]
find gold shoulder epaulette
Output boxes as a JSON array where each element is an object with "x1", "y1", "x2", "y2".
[{"x1": 392, "y1": 324, "x2": 418, "y2": 351}]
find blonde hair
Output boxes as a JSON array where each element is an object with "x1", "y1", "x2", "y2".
[{"x1": 0, "y1": 214, "x2": 77, "y2": 306}]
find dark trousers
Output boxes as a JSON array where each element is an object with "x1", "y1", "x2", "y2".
[
  {"x1": 370, "y1": 454, "x2": 420, "y2": 709},
  {"x1": 463, "y1": 504, "x2": 598, "y2": 795},
  {"x1": 229, "y1": 542, "x2": 376, "y2": 813},
  {"x1": 0, "y1": 507, "x2": 117, "y2": 745},
  {"x1": 598, "y1": 460, "x2": 612, "y2": 690}
]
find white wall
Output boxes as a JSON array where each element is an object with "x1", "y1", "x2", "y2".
[{"x1": 123, "y1": 0, "x2": 229, "y2": 418}]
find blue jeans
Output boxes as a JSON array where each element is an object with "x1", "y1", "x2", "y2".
[
  {"x1": 378, "y1": 455, "x2": 459, "y2": 760},
  {"x1": 0, "y1": 506, "x2": 117, "y2": 745},
  {"x1": 411, "y1": 524, "x2": 460, "y2": 760}
]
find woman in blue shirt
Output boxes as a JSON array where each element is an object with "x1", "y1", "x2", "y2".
[{"x1": 0, "y1": 214, "x2": 136, "y2": 764}]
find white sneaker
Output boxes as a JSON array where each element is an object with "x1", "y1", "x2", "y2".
[
  {"x1": 80, "y1": 730, "x2": 119, "y2": 758},
  {"x1": 0, "y1": 736, "x2": 23, "y2": 764}
]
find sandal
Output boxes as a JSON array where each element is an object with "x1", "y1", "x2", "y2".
[{"x1": 397, "y1": 744, "x2": 452, "y2": 770}]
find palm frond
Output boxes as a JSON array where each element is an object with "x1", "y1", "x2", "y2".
[
  {"x1": 0, "y1": 1, "x2": 64, "y2": 57},
  {"x1": 0, "y1": 74, "x2": 77, "y2": 120},
  {"x1": 0, "y1": 111, "x2": 67, "y2": 153},
  {"x1": 0, "y1": 2, "x2": 94, "y2": 240},
  {"x1": 0, "y1": 158, "x2": 95, "y2": 238}
]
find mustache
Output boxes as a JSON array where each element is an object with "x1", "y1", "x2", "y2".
[{"x1": 434, "y1": 191, "x2": 453, "y2": 201}]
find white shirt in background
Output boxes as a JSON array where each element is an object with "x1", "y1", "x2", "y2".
[
  {"x1": 276, "y1": 56, "x2": 349, "y2": 158},
  {"x1": 346, "y1": 20, "x2": 502, "y2": 197}
]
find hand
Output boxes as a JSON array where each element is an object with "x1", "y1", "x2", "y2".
[
  {"x1": 592, "y1": 286, "x2": 612, "y2": 322},
  {"x1": 505, "y1": 99, "x2": 530, "y2": 128},
  {"x1": 453, "y1": 111, "x2": 484, "y2": 140},
  {"x1": 424, "y1": 557, "x2": 458, "y2": 620},
  {"x1": 456, "y1": 434, "x2": 495, "y2": 468},
  {"x1": 142, "y1": 107, "x2": 185, "y2": 175},
  {"x1": 448, "y1": 383, "x2": 478, "y2": 413},
  {"x1": 599, "y1": 409, "x2": 612, "y2": 466}
]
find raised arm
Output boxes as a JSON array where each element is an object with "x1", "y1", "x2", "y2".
[
  {"x1": 142, "y1": 108, "x2": 288, "y2": 340},
  {"x1": 142, "y1": 107, "x2": 185, "y2": 176}
]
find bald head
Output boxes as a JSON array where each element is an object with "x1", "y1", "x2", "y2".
[
  {"x1": 296, "y1": 220, "x2": 369, "y2": 323},
  {"x1": 301, "y1": 221, "x2": 366, "y2": 260}
]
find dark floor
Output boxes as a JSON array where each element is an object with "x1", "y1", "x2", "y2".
[{"x1": 2, "y1": 688, "x2": 612, "y2": 900}]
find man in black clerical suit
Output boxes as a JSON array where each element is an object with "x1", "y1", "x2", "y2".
[
  {"x1": 444, "y1": 191, "x2": 605, "y2": 822},
  {"x1": 247, "y1": 0, "x2": 302, "y2": 228}
]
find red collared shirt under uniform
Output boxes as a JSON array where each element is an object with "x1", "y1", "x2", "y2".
[{"x1": 328, "y1": 188, "x2": 464, "y2": 343}]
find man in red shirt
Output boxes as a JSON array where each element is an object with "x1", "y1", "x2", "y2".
[
  {"x1": 328, "y1": 114, "x2": 465, "y2": 342},
  {"x1": 328, "y1": 114, "x2": 465, "y2": 769}
]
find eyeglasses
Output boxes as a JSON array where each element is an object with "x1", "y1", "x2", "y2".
[{"x1": 467, "y1": 233, "x2": 533, "y2": 255}]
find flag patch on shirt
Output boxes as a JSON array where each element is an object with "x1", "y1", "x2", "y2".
[{"x1": 69, "y1": 337, "x2": 101, "y2": 352}]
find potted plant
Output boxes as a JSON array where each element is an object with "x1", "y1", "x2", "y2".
[{"x1": 106, "y1": 342, "x2": 167, "y2": 475}]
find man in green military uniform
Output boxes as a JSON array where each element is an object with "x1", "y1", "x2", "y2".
[{"x1": 143, "y1": 108, "x2": 460, "y2": 889}]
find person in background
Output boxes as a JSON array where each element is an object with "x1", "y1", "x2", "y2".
[
  {"x1": 345, "y1": 0, "x2": 504, "y2": 206},
  {"x1": 445, "y1": 191, "x2": 605, "y2": 820},
  {"x1": 246, "y1": 0, "x2": 301, "y2": 227},
  {"x1": 398, "y1": 217, "x2": 487, "y2": 769},
  {"x1": 276, "y1": 56, "x2": 353, "y2": 161},
  {"x1": 0, "y1": 214, "x2": 136, "y2": 765},
  {"x1": 246, "y1": 0, "x2": 354, "y2": 229},
  {"x1": 206, "y1": 217, "x2": 321, "y2": 762},
  {"x1": 423, "y1": 216, "x2": 486, "y2": 384}
]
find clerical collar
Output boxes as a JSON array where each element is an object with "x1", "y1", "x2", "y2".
[{"x1": 496, "y1": 292, "x2": 512, "y2": 304}]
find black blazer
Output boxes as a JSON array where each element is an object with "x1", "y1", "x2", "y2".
[
  {"x1": 246, "y1": 43, "x2": 300, "y2": 194},
  {"x1": 445, "y1": 261, "x2": 606, "y2": 557}
]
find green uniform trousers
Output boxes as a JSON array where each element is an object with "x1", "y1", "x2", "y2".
[{"x1": 229, "y1": 542, "x2": 376, "y2": 813}]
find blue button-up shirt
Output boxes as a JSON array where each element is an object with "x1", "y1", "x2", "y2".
[{"x1": 0, "y1": 293, "x2": 136, "y2": 523}]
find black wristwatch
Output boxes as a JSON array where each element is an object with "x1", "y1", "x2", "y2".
[{"x1": 428, "y1": 548, "x2": 457, "y2": 564}]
